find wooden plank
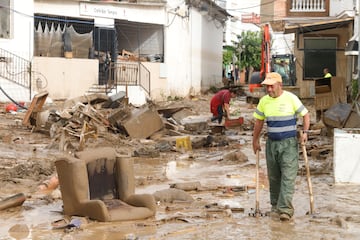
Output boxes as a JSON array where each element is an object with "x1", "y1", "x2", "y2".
[
  {"x1": 314, "y1": 92, "x2": 333, "y2": 111},
  {"x1": 314, "y1": 77, "x2": 346, "y2": 111},
  {"x1": 315, "y1": 85, "x2": 331, "y2": 94},
  {"x1": 22, "y1": 91, "x2": 49, "y2": 126}
]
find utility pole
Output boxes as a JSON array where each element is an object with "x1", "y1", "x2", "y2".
[
  {"x1": 239, "y1": 44, "x2": 245, "y2": 83},
  {"x1": 232, "y1": 53, "x2": 237, "y2": 84}
]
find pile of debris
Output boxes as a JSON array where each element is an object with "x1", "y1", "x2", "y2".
[{"x1": 22, "y1": 91, "x2": 246, "y2": 156}]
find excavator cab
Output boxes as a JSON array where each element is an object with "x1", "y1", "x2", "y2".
[{"x1": 271, "y1": 54, "x2": 296, "y2": 86}]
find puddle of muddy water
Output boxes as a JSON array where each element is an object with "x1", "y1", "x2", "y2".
[
  {"x1": 0, "y1": 201, "x2": 63, "y2": 239},
  {"x1": 135, "y1": 152, "x2": 256, "y2": 196}
]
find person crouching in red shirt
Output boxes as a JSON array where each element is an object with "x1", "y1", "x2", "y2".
[{"x1": 210, "y1": 88, "x2": 237, "y2": 124}]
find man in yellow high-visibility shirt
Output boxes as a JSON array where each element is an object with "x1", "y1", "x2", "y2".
[
  {"x1": 323, "y1": 68, "x2": 332, "y2": 78},
  {"x1": 252, "y1": 72, "x2": 310, "y2": 221}
]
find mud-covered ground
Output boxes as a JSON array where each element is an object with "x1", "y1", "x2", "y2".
[{"x1": 0, "y1": 94, "x2": 360, "y2": 240}]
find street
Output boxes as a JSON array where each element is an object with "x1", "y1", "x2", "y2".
[{"x1": 0, "y1": 93, "x2": 359, "y2": 240}]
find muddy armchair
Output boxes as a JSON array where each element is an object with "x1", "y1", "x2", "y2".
[{"x1": 55, "y1": 147, "x2": 156, "y2": 222}]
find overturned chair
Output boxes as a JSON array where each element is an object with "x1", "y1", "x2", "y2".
[{"x1": 55, "y1": 147, "x2": 156, "y2": 222}]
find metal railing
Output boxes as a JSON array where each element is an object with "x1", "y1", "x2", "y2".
[
  {"x1": 0, "y1": 47, "x2": 151, "y2": 98},
  {"x1": 0, "y1": 48, "x2": 31, "y2": 89},
  {"x1": 139, "y1": 63, "x2": 150, "y2": 95},
  {"x1": 110, "y1": 61, "x2": 150, "y2": 95}
]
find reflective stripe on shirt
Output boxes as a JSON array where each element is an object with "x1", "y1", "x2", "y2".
[
  {"x1": 253, "y1": 91, "x2": 308, "y2": 141},
  {"x1": 267, "y1": 115, "x2": 297, "y2": 140}
]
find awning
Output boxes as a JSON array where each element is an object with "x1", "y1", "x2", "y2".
[{"x1": 284, "y1": 17, "x2": 354, "y2": 34}]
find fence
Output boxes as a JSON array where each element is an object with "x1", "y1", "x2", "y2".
[
  {"x1": 110, "y1": 61, "x2": 150, "y2": 95},
  {"x1": 0, "y1": 48, "x2": 31, "y2": 92}
]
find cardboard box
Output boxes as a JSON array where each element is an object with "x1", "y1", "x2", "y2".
[{"x1": 122, "y1": 107, "x2": 163, "y2": 139}]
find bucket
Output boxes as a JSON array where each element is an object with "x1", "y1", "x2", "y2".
[{"x1": 176, "y1": 136, "x2": 192, "y2": 151}]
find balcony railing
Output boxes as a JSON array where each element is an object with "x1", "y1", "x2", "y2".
[{"x1": 287, "y1": 0, "x2": 329, "y2": 17}]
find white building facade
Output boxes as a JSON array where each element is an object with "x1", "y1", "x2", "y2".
[{"x1": 0, "y1": 0, "x2": 229, "y2": 105}]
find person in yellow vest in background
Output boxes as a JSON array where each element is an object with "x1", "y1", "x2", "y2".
[
  {"x1": 252, "y1": 72, "x2": 310, "y2": 222},
  {"x1": 323, "y1": 68, "x2": 332, "y2": 78}
]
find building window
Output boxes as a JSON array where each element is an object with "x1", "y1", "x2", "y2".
[
  {"x1": 0, "y1": 0, "x2": 11, "y2": 39},
  {"x1": 115, "y1": 20, "x2": 164, "y2": 62},
  {"x1": 304, "y1": 38, "x2": 337, "y2": 79}
]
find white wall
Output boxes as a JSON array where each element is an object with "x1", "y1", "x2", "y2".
[
  {"x1": 35, "y1": 1, "x2": 80, "y2": 18},
  {"x1": 164, "y1": 6, "x2": 191, "y2": 97},
  {"x1": 143, "y1": 62, "x2": 168, "y2": 102},
  {"x1": 198, "y1": 12, "x2": 224, "y2": 90},
  {"x1": 330, "y1": 0, "x2": 356, "y2": 17},
  {"x1": 0, "y1": 77, "x2": 30, "y2": 103},
  {"x1": 189, "y1": 11, "x2": 202, "y2": 94},
  {"x1": 32, "y1": 57, "x2": 98, "y2": 100},
  {"x1": 35, "y1": 1, "x2": 166, "y2": 25},
  {"x1": 0, "y1": 0, "x2": 34, "y2": 60},
  {"x1": 165, "y1": 7, "x2": 224, "y2": 97}
]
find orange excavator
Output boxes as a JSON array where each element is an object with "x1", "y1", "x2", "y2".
[
  {"x1": 246, "y1": 24, "x2": 296, "y2": 104},
  {"x1": 247, "y1": 24, "x2": 271, "y2": 103}
]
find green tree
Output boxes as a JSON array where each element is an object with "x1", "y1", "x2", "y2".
[
  {"x1": 236, "y1": 30, "x2": 262, "y2": 70},
  {"x1": 222, "y1": 30, "x2": 262, "y2": 82},
  {"x1": 223, "y1": 45, "x2": 236, "y2": 66},
  {"x1": 222, "y1": 30, "x2": 262, "y2": 76}
]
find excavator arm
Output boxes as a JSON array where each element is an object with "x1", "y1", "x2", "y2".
[
  {"x1": 260, "y1": 24, "x2": 271, "y2": 80},
  {"x1": 247, "y1": 24, "x2": 271, "y2": 103}
]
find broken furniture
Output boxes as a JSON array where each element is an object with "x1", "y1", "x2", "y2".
[
  {"x1": 22, "y1": 91, "x2": 49, "y2": 128},
  {"x1": 342, "y1": 93, "x2": 360, "y2": 128},
  {"x1": 55, "y1": 147, "x2": 156, "y2": 222},
  {"x1": 314, "y1": 77, "x2": 331, "y2": 94},
  {"x1": 121, "y1": 106, "x2": 164, "y2": 139},
  {"x1": 60, "y1": 102, "x2": 109, "y2": 151},
  {"x1": 323, "y1": 103, "x2": 352, "y2": 128},
  {"x1": 314, "y1": 77, "x2": 346, "y2": 120}
]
